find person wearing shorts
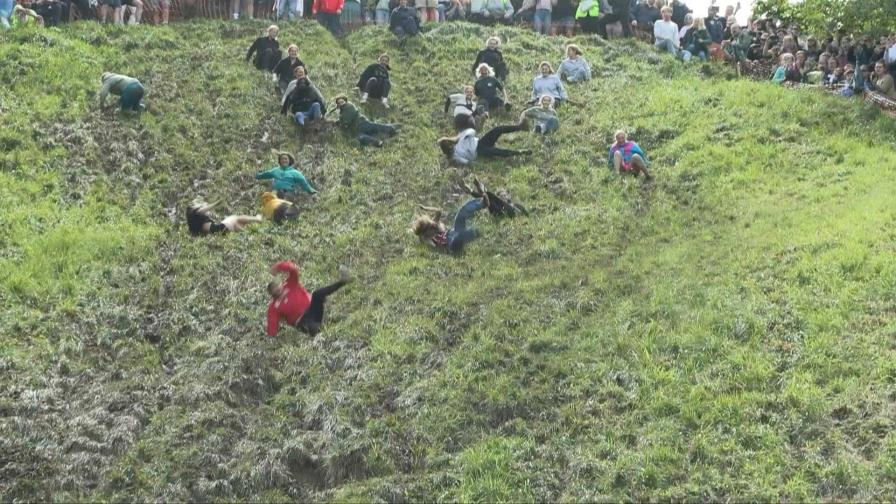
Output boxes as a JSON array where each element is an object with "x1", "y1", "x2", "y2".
[
  {"x1": 415, "y1": 0, "x2": 435, "y2": 22},
  {"x1": 121, "y1": 0, "x2": 143, "y2": 23},
  {"x1": 607, "y1": 130, "x2": 652, "y2": 178},
  {"x1": 98, "y1": 0, "x2": 123, "y2": 23},
  {"x1": 551, "y1": 0, "x2": 574, "y2": 35}
]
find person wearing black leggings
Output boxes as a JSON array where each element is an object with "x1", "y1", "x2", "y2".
[
  {"x1": 438, "y1": 114, "x2": 530, "y2": 165},
  {"x1": 266, "y1": 262, "x2": 352, "y2": 337}
]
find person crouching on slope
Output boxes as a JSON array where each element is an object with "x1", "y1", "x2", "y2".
[
  {"x1": 608, "y1": 130, "x2": 652, "y2": 179},
  {"x1": 522, "y1": 94, "x2": 559, "y2": 135},
  {"x1": 99, "y1": 72, "x2": 145, "y2": 112},
  {"x1": 266, "y1": 261, "x2": 352, "y2": 337},
  {"x1": 186, "y1": 198, "x2": 262, "y2": 236},
  {"x1": 255, "y1": 152, "x2": 318, "y2": 198},
  {"x1": 261, "y1": 191, "x2": 300, "y2": 223},
  {"x1": 332, "y1": 95, "x2": 401, "y2": 147},
  {"x1": 358, "y1": 53, "x2": 392, "y2": 108},
  {"x1": 412, "y1": 178, "x2": 495, "y2": 255}
]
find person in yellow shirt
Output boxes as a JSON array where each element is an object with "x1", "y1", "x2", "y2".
[{"x1": 261, "y1": 192, "x2": 299, "y2": 224}]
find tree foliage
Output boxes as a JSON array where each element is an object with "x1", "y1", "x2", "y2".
[{"x1": 754, "y1": 0, "x2": 896, "y2": 36}]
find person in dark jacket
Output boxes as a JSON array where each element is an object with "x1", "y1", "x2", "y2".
[
  {"x1": 461, "y1": 177, "x2": 528, "y2": 217},
  {"x1": 471, "y1": 36, "x2": 509, "y2": 82},
  {"x1": 246, "y1": 25, "x2": 282, "y2": 72},
  {"x1": 273, "y1": 45, "x2": 306, "y2": 93},
  {"x1": 473, "y1": 63, "x2": 510, "y2": 114},
  {"x1": 358, "y1": 53, "x2": 392, "y2": 108},
  {"x1": 389, "y1": 0, "x2": 419, "y2": 39},
  {"x1": 332, "y1": 95, "x2": 401, "y2": 147},
  {"x1": 596, "y1": 0, "x2": 632, "y2": 38},
  {"x1": 670, "y1": 0, "x2": 689, "y2": 27},
  {"x1": 281, "y1": 70, "x2": 327, "y2": 127}
]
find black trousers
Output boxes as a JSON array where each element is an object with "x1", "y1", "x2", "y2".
[
  {"x1": 363, "y1": 77, "x2": 391, "y2": 99},
  {"x1": 597, "y1": 9, "x2": 633, "y2": 38},
  {"x1": 477, "y1": 124, "x2": 524, "y2": 158},
  {"x1": 255, "y1": 48, "x2": 283, "y2": 72},
  {"x1": 295, "y1": 280, "x2": 348, "y2": 336}
]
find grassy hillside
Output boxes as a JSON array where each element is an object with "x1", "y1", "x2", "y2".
[{"x1": 3, "y1": 20, "x2": 896, "y2": 502}]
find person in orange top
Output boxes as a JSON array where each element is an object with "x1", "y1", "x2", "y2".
[{"x1": 266, "y1": 261, "x2": 352, "y2": 337}]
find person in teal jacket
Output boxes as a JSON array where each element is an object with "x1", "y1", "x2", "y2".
[{"x1": 255, "y1": 152, "x2": 318, "y2": 198}]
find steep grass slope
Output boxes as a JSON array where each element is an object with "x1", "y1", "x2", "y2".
[{"x1": 3, "y1": 21, "x2": 896, "y2": 501}]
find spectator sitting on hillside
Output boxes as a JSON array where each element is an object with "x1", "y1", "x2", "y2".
[
  {"x1": 472, "y1": 37, "x2": 509, "y2": 82},
  {"x1": 437, "y1": 114, "x2": 530, "y2": 165},
  {"x1": 826, "y1": 62, "x2": 845, "y2": 87},
  {"x1": 771, "y1": 52, "x2": 797, "y2": 84},
  {"x1": 99, "y1": 72, "x2": 145, "y2": 112},
  {"x1": 412, "y1": 178, "x2": 493, "y2": 254},
  {"x1": 873, "y1": 61, "x2": 896, "y2": 98},
  {"x1": 445, "y1": 85, "x2": 487, "y2": 130},
  {"x1": 530, "y1": 61, "x2": 567, "y2": 106},
  {"x1": 358, "y1": 53, "x2": 392, "y2": 108},
  {"x1": 186, "y1": 198, "x2": 262, "y2": 236},
  {"x1": 631, "y1": 0, "x2": 660, "y2": 41},
  {"x1": 704, "y1": 5, "x2": 723, "y2": 43},
  {"x1": 558, "y1": 44, "x2": 591, "y2": 82},
  {"x1": 266, "y1": 261, "x2": 352, "y2": 337},
  {"x1": 390, "y1": 0, "x2": 420, "y2": 40},
  {"x1": 474, "y1": 63, "x2": 511, "y2": 114},
  {"x1": 722, "y1": 22, "x2": 753, "y2": 65},
  {"x1": 608, "y1": 130, "x2": 652, "y2": 179},
  {"x1": 684, "y1": 17, "x2": 711, "y2": 61},
  {"x1": 246, "y1": 25, "x2": 282, "y2": 72},
  {"x1": 468, "y1": 0, "x2": 513, "y2": 25},
  {"x1": 522, "y1": 95, "x2": 559, "y2": 135},
  {"x1": 653, "y1": 7, "x2": 682, "y2": 57},
  {"x1": 281, "y1": 68, "x2": 326, "y2": 127},
  {"x1": 677, "y1": 13, "x2": 693, "y2": 49},
  {"x1": 461, "y1": 177, "x2": 529, "y2": 217},
  {"x1": 255, "y1": 152, "x2": 318, "y2": 198},
  {"x1": 273, "y1": 45, "x2": 305, "y2": 94},
  {"x1": 332, "y1": 95, "x2": 401, "y2": 147},
  {"x1": 261, "y1": 191, "x2": 299, "y2": 223}
]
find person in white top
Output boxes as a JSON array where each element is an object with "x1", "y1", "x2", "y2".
[
  {"x1": 444, "y1": 85, "x2": 487, "y2": 130},
  {"x1": 437, "y1": 114, "x2": 530, "y2": 166},
  {"x1": 653, "y1": 6, "x2": 680, "y2": 54}
]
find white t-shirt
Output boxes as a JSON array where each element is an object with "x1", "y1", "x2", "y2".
[
  {"x1": 447, "y1": 93, "x2": 476, "y2": 117},
  {"x1": 654, "y1": 20, "x2": 679, "y2": 48},
  {"x1": 453, "y1": 128, "x2": 479, "y2": 165}
]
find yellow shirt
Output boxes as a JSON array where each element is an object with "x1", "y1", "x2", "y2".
[{"x1": 260, "y1": 192, "x2": 291, "y2": 220}]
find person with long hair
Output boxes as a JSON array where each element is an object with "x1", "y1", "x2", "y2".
[
  {"x1": 530, "y1": 61, "x2": 567, "y2": 105},
  {"x1": 246, "y1": 25, "x2": 282, "y2": 72},
  {"x1": 186, "y1": 198, "x2": 262, "y2": 236},
  {"x1": 474, "y1": 63, "x2": 510, "y2": 114},
  {"x1": 437, "y1": 114, "x2": 530, "y2": 165},
  {"x1": 471, "y1": 36, "x2": 509, "y2": 81},
  {"x1": 411, "y1": 178, "x2": 491, "y2": 254},
  {"x1": 558, "y1": 44, "x2": 591, "y2": 82}
]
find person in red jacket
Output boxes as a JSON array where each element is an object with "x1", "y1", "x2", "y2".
[
  {"x1": 266, "y1": 261, "x2": 352, "y2": 337},
  {"x1": 313, "y1": 0, "x2": 344, "y2": 37}
]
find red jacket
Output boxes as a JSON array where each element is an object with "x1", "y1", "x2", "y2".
[
  {"x1": 266, "y1": 261, "x2": 312, "y2": 337},
  {"x1": 312, "y1": 0, "x2": 344, "y2": 14}
]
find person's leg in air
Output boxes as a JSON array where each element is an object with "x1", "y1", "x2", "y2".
[
  {"x1": 296, "y1": 266, "x2": 352, "y2": 336},
  {"x1": 476, "y1": 120, "x2": 530, "y2": 158},
  {"x1": 447, "y1": 184, "x2": 490, "y2": 253}
]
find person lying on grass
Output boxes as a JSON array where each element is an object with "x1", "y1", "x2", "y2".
[
  {"x1": 437, "y1": 114, "x2": 530, "y2": 166},
  {"x1": 261, "y1": 191, "x2": 300, "y2": 223},
  {"x1": 331, "y1": 95, "x2": 401, "y2": 147},
  {"x1": 255, "y1": 152, "x2": 318, "y2": 198},
  {"x1": 99, "y1": 72, "x2": 145, "y2": 112},
  {"x1": 266, "y1": 261, "x2": 352, "y2": 337},
  {"x1": 281, "y1": 66, "x2": 327, "y2": 128},
  {"x1": 460, "y1": 177, "x2": 529, "y2": 217},
  {"x1": 608, "y1": 130, "x2": 652, "y2": 179},
  {"x1": 186, "y1": 198, "x2": 262, "y2": 236},
  {"x1": 412, "y1": 178, "x2": 493, "y2": 255},
  {"x1": 522, "y1": 94, "x2": 559, "y2": 135}
]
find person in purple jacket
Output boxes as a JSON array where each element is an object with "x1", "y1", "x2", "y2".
[{"x1": 608, "y1": 130, "x2": 652, "y2": 179}]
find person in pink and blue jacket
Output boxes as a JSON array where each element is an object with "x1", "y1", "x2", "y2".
[{"x1": 607, "y1": 130, "x2": 652, "y2": 179}]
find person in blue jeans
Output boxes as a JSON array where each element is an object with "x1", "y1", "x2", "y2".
[
  {"x1": 412, "y1": 178, "x2": 492, "y2": 254},
  {"x1": 280, "y1": 72, "x2": 326, "y2": 127}
]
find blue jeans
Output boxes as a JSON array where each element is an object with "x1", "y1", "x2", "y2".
[
  {"x1": 533, "y1": 8, "x2": 550, "y2": 34},
  {"x1": 374, "y1": 8, "x2": 389, "y2": 24},
  {"x1": 655, "y1": 39, "x2": 677, "y2": 54},
  {"x1": 447, "y1": 198, "x2": 485, "y2": 253},
  {"x1": 294, "y1": 102, "x2": 322, "y2": 125},
  {"x1": 534, "y1": 117, "x2": 559, "y2": 135},
  {"x1": 277, "y1": 0, "x2": 301, "y2": 20},
  {"x1": 686, "y1": 45, "x2": 706, "y2": 61}
]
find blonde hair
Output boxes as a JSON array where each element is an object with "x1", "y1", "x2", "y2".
[
  {"x1": 691, "y1": 17, "x2": 704, "y2": 29},
  {"x1": 287, "y1": 44, "x2": 298, "y2": 53},
  {"x1": 476, "y1": 63, "x2": 495, "y2": 77},
  {"x1": 267, "y1": 25, "x2": 279, "y2": 36},
  {"x1": 566, "y1": 44, "x2": 583, "y2": 56},
  {"x1": 539, "y1": 94, "x2": 555, "y2": 107},
  {"x1": 780, "y1": 52, "x2": 794, "y2": 63},
  {"x1": 411, "y1": 216, "x2": 440, "y2": 237},
  {"x1": 486, "y1": 36, "x2": 501, "y2": 47},
  {"x1": 660, "y1": 5, "x2": 672, "y2": 14},
  {"x1": 539, "y1": 61, "x2": 554, "y2": 74},
  {"x1": 463, "y1": 84, "x2": 474, "y2": 92},
  {"x1": 615, "y1": 129, "x2": 626, "y2": 138}
]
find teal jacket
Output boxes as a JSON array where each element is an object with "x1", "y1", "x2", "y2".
[{"x1": 255, "y1": 166, "x2": 317, "y2": 194}]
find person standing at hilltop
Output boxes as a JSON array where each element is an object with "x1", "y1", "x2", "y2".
[
  {"x1": 313, "y1": 0, "x2": 344, "y2": 36},
  {"x1": 266, "y1": 262, "x2": 352, "y2": 337}
]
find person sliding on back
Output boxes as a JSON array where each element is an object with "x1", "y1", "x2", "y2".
[
  {"x1": 412, "y1": 178, "x2": 493, "y2": 255},
  {"x1": 246, "y1": 25, "x2": 282, "y2": 72},
  {"x1": 255, "y1": 152, "x2": 318, "y2": 198},
  {"x1": 281, "y1": 66, "x2": 327, "y2": 129},
  {"x1": 358, "y1": 53, "x2": 392, "y2": 108},
  {"x1": 471, "y1": 36, "x2": 509, "y2": 82},
  {"x1": 266, "y1": 261, "x2": 352, "y2": 337},
  {"x1": 99, "y1": 72, "x2": 146, "y2": 112},
  {"x1": 332, "y1": 95, "x2": 401, "y2": 147},
  {"x1": 186, "y1": 198, "x2": 262, "y2": 236}
]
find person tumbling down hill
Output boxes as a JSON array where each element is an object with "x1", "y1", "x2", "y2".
[
  {"x1": 255, "y1": 152, "x2": 318, "y2": 198},
  {"x1": 461, "y1": 177, "x2": 529, "y2": 217},
  {"x1": 332, "y1": 95, "x2": 401, "y2": 147},
  {"x1": 608, "y1": 130, "x2": 652, "y2": 179},
  {"x1": 99, "y1": 72, "x2": 145, "y2": 112},
  {"x1": 358, "y1": 53, "x2": 392, "y2": 108},
  {"x1": 266, "y1": 261, "x2": 352, "y2": 337},
  {"x1": 186, "y1": 198, "x2": 262, "y2": 236},
  {"x1": 261, "y1": 191, "x2": 300, "y2": 223},
  {"x1": 437, "y1": 114, "x2": 530, "y2": 165},
  {"x1": 412, "y1": 179, "x2": 488, "y2": 254}
]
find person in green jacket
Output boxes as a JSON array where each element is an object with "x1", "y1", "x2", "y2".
[
  {"x1": 574, "y1": 0, "x2": 599, "y2": 33},
  {"x1": 331, "y1": 95, "x2": 401, "y2": 148},
  {"x1": 99, "y1": 72, "x2": 145, "y2": 112},
  {"x1": 255, "y1": 152, "x2": 318, "y2": 198}
]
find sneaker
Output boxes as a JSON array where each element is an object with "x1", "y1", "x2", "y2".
[
  {"x1": 381, "y1": 97, "x2": 389, "y2": 108},
  {"x1": 232, "y1": 12, "x2": 239, "y2": 19},
  {"x1": 360, "y1": 93, "x2": 368, "y2": 103},
  {"x1": 338, "y1": 265, "x2": 353, "y2": 283}
]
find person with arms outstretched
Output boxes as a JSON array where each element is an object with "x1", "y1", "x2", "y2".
[
  {"x1": 255, "y1": 152, "x2": 318, "y2": 198},
  {"x1": 266, "y1": 262, "x2": 352, "y2": 337},
  {"x1": 412, "y1": 178, "x2": 493, "y2": 255}
]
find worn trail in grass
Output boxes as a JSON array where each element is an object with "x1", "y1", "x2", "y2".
[{"x1": 2, "y1": 20, "x2": 896, "y2": 501}]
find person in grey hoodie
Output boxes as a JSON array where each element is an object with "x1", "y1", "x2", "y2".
[
  {"x1": 558, "y1": 44, "x2": 592, "y2": 83},
  {"x1": 530, "y1": 61, "x2": 567, "y2": 106},
  {"x1": 99, "y1": 72, "x2": 145, "y2": 112},
  {"x1": 522, "y1": 95, "x2": 559, "y2": 135}
]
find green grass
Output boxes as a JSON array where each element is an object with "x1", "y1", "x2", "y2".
[{"x1": 2, "y1": 19, "x2": 896, "y2": 502}]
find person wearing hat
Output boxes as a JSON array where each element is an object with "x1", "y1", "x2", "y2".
[
  {"x1": 255, "y1": 152, "x2": 318, "y2": 198},
  {"x1": 99, "y1": 72, "x2": 145, "y2": 112}
]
